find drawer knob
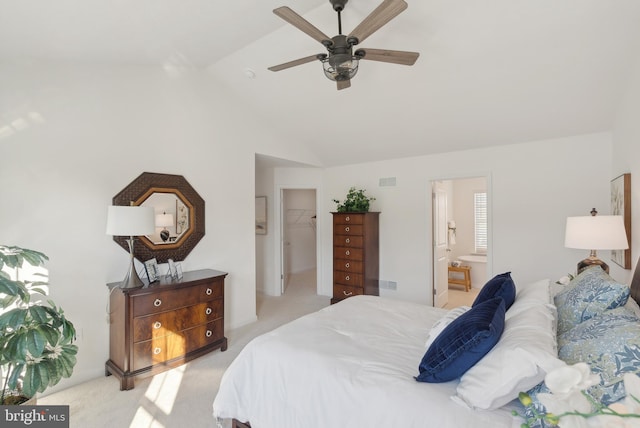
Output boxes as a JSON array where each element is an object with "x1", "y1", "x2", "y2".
[
  {"x1": 345, "y1": 238, "x2": 350, "y2": 244},
  {"x1": 345, "y1": 263, "x2": 350, "y2": 268},
  {"x1": 345, "y1": 226, "x2": 350, "y2": 232},
  {"x1": 345, "y1": 250, "x2": 350, "y2": 256},
  {"x1": 153, "y1": 321, "x2": 162, "y2": 329},
  {"x1": 153, "y1": 299, "x2": 162, "y2": 307},
  {"x1": 153, "y1": 347, "x2": 162, "y2": 355},
  {"x1": 345, "y1": 275, "x2": 350, "y2": 281},
  {"x1": 206, "y1": 307, "x2": 212, "y2": 315},
  {"x1": 206, "y1": 330, "x2": 213, "y2": 338},
  {"x1": 343, "y1": 291, "x2": 353, "y2": 296},
  {"x1": 206, "y1": 288, "x2": 213, "y2": 296},
  {"x1": 345, "y1": 216, "x2": 350, "y2": 222}
]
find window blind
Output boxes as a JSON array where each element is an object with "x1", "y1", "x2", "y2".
[{"x1": 474, "y1": 192, "x2": 487, "y2": 253}]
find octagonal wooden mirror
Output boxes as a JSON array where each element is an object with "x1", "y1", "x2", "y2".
[{"x1": 112, "y1": 172, "x2": 205, "y2": 263}]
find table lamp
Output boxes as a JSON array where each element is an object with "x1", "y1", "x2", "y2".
[
  {"x1": 155, "y1": 212, "x2": 174, "y2": 242},
  {"x1": 107, "y1": 205, "x2": 155, "y2": 288},
  {"x1": 564, "y1": 208, "x2": 629, "y2": 274}
]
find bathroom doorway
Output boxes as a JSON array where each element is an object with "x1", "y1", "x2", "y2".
[{"x1": 430, "y1": 175, "x2": 491, "y2": 308}]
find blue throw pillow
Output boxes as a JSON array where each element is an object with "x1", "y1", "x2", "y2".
[
  {"x1": 473, "y1": 272, "x2": 516, "y2": 310},
  {"x1": 416, "y1": 297, "x2": 506, "y2": 383},
  {"x1": 555, "y1": 266, "x2": 630, "y2": 335}
]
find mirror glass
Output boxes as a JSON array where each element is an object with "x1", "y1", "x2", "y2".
[{"x1": 140, "y1": 192, "x2": 190, "y2": 245}]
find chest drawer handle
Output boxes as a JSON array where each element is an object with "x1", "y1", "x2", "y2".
[
  {"x1": 205, "y1": 307, "x2": 212, "y2": 315},
  {"x1": 345, "y1": 263, "x2": 350, "y2": 268},
  {"x1": 345, "y1": 226, "x2": 350, "y2": 232},
  {"x1": 153, "y1": 321, "x2": 162, "y2": 329},
  {"x1": 153, "y1": 347, "x2": 162, "y2": 355},
  {"x1": 206, "y1": 330, "x2": 213, "y2": 338},
  {"x1": 206, "y1": 288, "x2": 213, "y2": 296},
  {"x1": 153, "y1": 299, "x2": 162, "y2": 307},
  {"x1": 345, "y1": 275, "x2": 350, "y2": 281},
  {"x1": 345, "y1": 238, "x2": 350, "y2": 244},
  {"x1": 345, "y1": 250, "x2": 350, "y2": 256},
  {"x1": 343, "y1": 291, "x2": 353, "y2": 296},
  {"x1": 345, "y1": 216, "x2": 350, "y2": 222}
]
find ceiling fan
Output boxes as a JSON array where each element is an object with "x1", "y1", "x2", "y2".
[{"x1": 269, "y1": 0, "x2": 419, "y2": 90}]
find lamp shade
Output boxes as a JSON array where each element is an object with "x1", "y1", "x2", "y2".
[
  {"x1": 564, "y1": 215, "x2": 629, "y2": 250},
  {"x1": 106, "y1": 206, "x2": 155, "y2": 236},
  {"x1": 155, "y1": 212, "x2": 174, "y2": 228}
]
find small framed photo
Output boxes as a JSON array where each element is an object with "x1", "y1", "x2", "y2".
[
  {"x1": 167, "y1": 258, "x2": 178, "y2": 280},
  {"x1": 144, "y1": 258, "x2": 159, "y2": 283},
  {"x1": 175, "y1": 262, "x2": 183, "y2": 280}
]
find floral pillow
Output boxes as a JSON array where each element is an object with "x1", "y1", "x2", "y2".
[
  {"x1": 557, "y1": 306, "x2": 640, "y2": 404},
  {"x1": 554, "y1": 266, "x2": 629, "y2": 335}
]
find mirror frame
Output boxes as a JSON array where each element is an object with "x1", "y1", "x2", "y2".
[{"x1": 112, "y1": 172, "x2": 205, "y2": 263}]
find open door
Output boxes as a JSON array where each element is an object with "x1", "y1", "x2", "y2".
[{"x1": 432, "y1": 181, "x2": 449, "y2": 307}]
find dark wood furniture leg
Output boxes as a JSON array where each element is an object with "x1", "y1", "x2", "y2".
[{"x1": 232, "y1": 420, "x2": 251, "y2": 428}]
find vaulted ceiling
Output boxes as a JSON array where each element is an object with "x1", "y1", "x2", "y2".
[{"x1": 2, "y1": 0, "x2": 640, "y2": 166}]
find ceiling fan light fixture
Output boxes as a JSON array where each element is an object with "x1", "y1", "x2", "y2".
[{"x1": 321, "y1": 54, "x2": 359, "y2": 81}]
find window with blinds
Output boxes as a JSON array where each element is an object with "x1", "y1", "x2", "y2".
[{"x1": 474, "y1": 192, "x2": 487, "y2": 253}]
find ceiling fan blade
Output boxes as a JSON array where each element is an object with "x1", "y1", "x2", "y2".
[
  {"x1": 348, "y1": 0, "x2": 408, "y2": 45},
  {"x1": 337, "y1": 79, "x2": 351, "y2": 90},
  {"x1": 357, "y1": 48, "x2": 419, "y2": 65},
  {"x1": 273, "y1": 7, "x2": 331, "y2": 45},
  {"x1": 268, "y1": 54, "x2": 320, "y2": 72}
]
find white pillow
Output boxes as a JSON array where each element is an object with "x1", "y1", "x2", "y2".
[
  {"x1": 454, "y1": 279, "x2": 564, "y2": 410},
  {"x1": 424, "y1": 306, "x2": 471, "y2": 349}
]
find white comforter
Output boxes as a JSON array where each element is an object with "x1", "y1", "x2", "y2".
[{"x1": 213, "y1": 295, "x2": 518, "y2": 428}]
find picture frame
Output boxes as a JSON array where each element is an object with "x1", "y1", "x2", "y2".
[
  {"x1": 175, "y1": 262, "x2": 183, "y2": 280},
  {"x1": 611, "y1": 173, "x2": 632, "y2": 269},
  {"x1": 256, "y1": 196, "x2": 267, "y2": 235},
  {"x1": 144, "y1": 258, "x2": 159, "y2": 283},
  {"x1": 167, "y1": 258, "x2": 178, "y2": 279}
]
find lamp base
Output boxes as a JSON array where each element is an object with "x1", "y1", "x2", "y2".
[
  {"x1": 577, "y1": 257, "x2": 609, "y2": 275},
  {"x1": 120, "y1": 237, "x2": 145, "y2": 289}
]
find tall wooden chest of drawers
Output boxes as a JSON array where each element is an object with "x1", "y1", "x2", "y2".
[
  {"x1": 106, "y1": 269, "x2": 227, "y2": 390},
  {"x1": 332, "y1": 212, "x2": 380, "y2": 304}
]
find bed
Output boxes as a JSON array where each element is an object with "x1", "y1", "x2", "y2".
[{"x1": 213, "y1": 262, "x2": 640, "y2": 428}]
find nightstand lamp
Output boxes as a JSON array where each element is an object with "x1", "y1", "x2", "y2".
[
  {"x1": 107, "y1": 205, "x2": 155, "y2": 288},
  {"x1": 155, "y1": 211, "x2": 174, "y2": 242},
  {"x1": 564, "y1": 208, "x2": 629, "y2": 274}
]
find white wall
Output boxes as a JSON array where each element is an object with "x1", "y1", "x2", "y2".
[
  {"x1": 0, "y1": 62, "x2": 321, "y2": 394},
  {"x1": 321, "y1": 133, "x2": 612, "y2": 305}
]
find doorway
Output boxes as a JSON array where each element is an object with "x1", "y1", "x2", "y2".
[
  {"x1": 431, "y1": 175, "x2": 490, "y2": 308},
  {"x1": 280, "y1": 189, "x2": 317, "y2": 295}
]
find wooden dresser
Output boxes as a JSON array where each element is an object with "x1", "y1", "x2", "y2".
[
  {"x1": 332, "y1": 212, "x2": 380, "y2": 304},
  {"x1": 105, "y1": 269, "x2": 227, "y2": 390}
]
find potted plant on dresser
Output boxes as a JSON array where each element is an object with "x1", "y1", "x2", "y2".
[{"x1": 0, "y1": 245, "x2": 78, "y2": 405}]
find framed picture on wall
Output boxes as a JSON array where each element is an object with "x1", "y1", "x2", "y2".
[
  {"x1": 611, "y1": 173, "x2": 631, "y2": 269},
  {"x1": 256, "y1": 196, "x2": 267, "y2": 235}
]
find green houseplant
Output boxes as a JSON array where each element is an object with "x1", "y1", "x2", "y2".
[
  {"x1": 0, "y1": 245, "x2": 77, "y2": 404},
  {"x1": 333, "y1": 187, "x2": 376, "y2": 212}
]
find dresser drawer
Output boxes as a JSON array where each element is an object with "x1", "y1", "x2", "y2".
[
  {"x1": 132, "y1": 319, "x2": 224, "y2": 371},
  {"x1": 333, "y1": 284, "x2": 363, "y2": 300},
  {"x1": 333, "y1": 246, "x2": 363, "y2": 261},
  {"x1": 333, "y1": 214, "x2": 364, "y2": 225},
  {"x1": 132, "y1": 299, "x2": 223, "y2": 343},
  {"x1": 334, "y1": 224, "x2": 363, "y2": 236},
  {"x1": 334, "y1": 271, "x2": 363, "y2": 287},
  {"x1": 132, "y1": 280, "x2": 223, "y2": 317},
  {"x1": 333, "y1": 235, "x2": 363, "y2": 248},
  {"x1": 333, "y1": 258, "x2": 363, "y2": 274}
]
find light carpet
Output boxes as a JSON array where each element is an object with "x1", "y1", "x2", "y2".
[{"x1": 40, "y1": 270, "x2": 329, "y2": 428}]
